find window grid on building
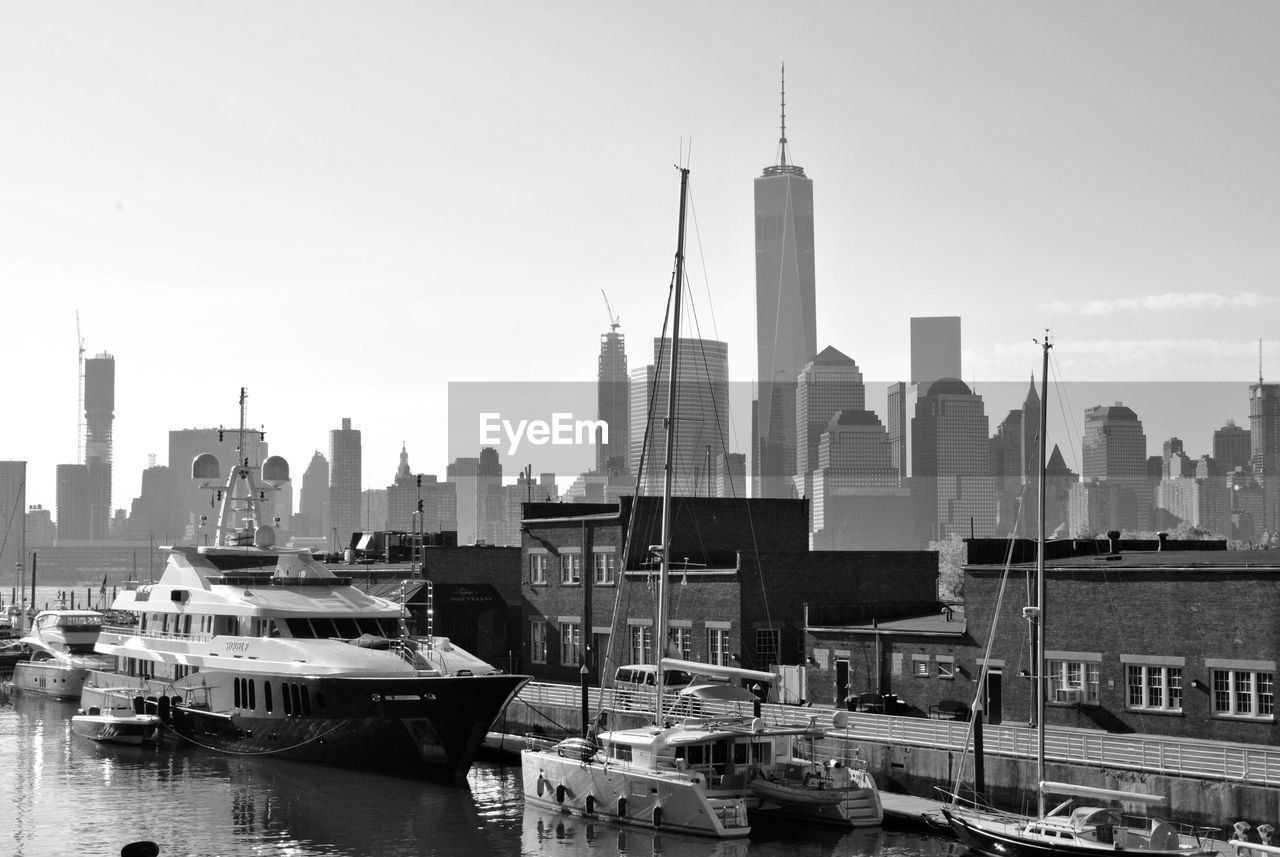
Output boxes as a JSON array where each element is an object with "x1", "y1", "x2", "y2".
[
  {"x1": 561, "y1": 554, "x2": 581, "y2": 585},
  {"x1": 1048, "y1": 659, "x2": 1100, "y2": 704},
  {"x1": 559, "y1": 622, "x2": 581, "y2": 666},
  {"x1": 670, "y1": 627, "x2": 692, "y2": 660},
  {"x1": 593, "y1": 551, "x2": 616, "y2": 585},
  {"x1": 1125, "y1": 664, "x2": 1182, "y2": 711},
  {"x1": 912, "y1": 655, "x2": 929, "y2": 677},
  {"x1": 530, "y1": 620, "x2": 547, "y2": 664},
  {"x1": 755, "y1": 629, "x2": 781, "y2": 668},
  {"x1": 529, "y1": 554, "x2": 547, "y2": 585},
  {"x1": 629, "y1": 626, "x2": 652, "y2": 665},
  {"x1": 1212, "y1": 668, "x2": 1275, "y2": 718},
  {"x1": 707, "y1": 627, "x2": 729, "y2": 666}
]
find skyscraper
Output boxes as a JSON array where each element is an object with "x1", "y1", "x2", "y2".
[
  {"x1": 888, "y1": 317, "x2": 964, "y2": 484},
  {"x1": 753, "y1": 68, "x2": 816, "y2": 499},
  {"x1": 297, "y1": 450, "x2": 330, "y2": 539},
  {"x1": 912, "y1": 378, "x2": 995, "y2": 540},
  {"x1": 329, "y1": 417, "x2": 362, "y2": 547},
  {"x1": 55, "y1": 463, "x2": 90, "y2": 540},
  {"x1": 909, "y1": 317, "x2": 961, "y2": 387},
  {"x1": 1213, "y1": 420, "x2": 1251, "y2": 472},
  {"x1": 1248, "y1": 381, "x2": 1280, "y2": 535},
  {"x1": 1080, "y1": 403, "x2": 1151, "y2": 531},
  {"x1": 596, "y1": 319, "x2": 629, "y2": 476},
  {"x1": 0, "y1": 461, "x2": 26, "y2": 580},
  {"x1": 795, "y1": 346, "x2": 865, "y2": 500},
  {"x1": 632, "y1": 338, "x2": 731, "y2": 496},
  {"x1": 84, "y1": 353, "x2": 115, "y2": 539}
]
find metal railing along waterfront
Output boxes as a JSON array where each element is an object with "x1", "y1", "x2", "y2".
[{"x1": 514, "y1": 681, "x2": 1280, "y2": 787}]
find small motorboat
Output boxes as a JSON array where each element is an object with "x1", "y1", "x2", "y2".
[{"x1": 72, "y1": 706, "x2": 163, "y2": 746}]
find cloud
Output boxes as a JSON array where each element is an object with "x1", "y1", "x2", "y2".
[{"x1": 1044, "y1": 292, "x2": 1279, "y2": 316}]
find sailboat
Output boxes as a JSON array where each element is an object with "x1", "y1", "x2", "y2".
[
  {"x1": 941, "y1": 337, "x2": 1218, "y2": 857},
  {"x1": 520, "y1": 167, "x2": 753, "y2": 838}
]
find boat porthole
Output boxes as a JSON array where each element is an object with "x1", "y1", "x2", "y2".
[
  {"x1": 556, "y1": 784, "x2": 566, "y2": 804},
  {"x1": 618, "y1": 798, "x2": 627, "y2": 818},
  {"x1": 585, "y1": 795, "x2": 595, "y2": 815},
  {"x1": 652, "y1": 806, "x2": 663, "y2": 828}
]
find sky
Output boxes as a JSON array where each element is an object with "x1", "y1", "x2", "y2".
[{"x1": 3, "y1": 1, "x2": 1279, "y2": 515}]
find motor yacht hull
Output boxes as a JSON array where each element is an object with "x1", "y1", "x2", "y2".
[
  {"x1": 522, "y1": 745, "x2": 752, "y2": 839},
  {"x1": 72, "y1": 712, "x2": 163, "y2": 746},
  {"x1": 143, "y1": 669, "x2": 526, "y2": 781},
  {"x1": 11, "y1": 659, "x2": 90, "y2": 700}
]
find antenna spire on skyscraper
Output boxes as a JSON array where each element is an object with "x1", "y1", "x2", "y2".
[{"x1": 777, "y1": 63, "x2": 790, "y2": 167}]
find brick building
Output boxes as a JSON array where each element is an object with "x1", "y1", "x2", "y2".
[
  {"x1": 519, "y1": 496, "x2": 939, "y2": 696},
  {"x1": 815, "y1": 536, "x2": 1279, "y2": 742},
  {"x1": 961, "y1": 536, "x2": 1278, "y2": 743}
]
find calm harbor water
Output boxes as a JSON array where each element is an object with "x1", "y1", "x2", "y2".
[{"x1": 0, "y1": 687, "x2": 963, "y2": 857}]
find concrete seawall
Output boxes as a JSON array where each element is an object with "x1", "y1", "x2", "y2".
[{"x1": 494, "y1": 696, "x2": 1280, "y2": 836}]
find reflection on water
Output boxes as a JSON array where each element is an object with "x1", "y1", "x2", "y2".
[{"x1": 0, "y1": 689, "x2": 961, "y2": 857}]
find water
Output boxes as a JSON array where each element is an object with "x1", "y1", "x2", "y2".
[{"x1": 0, "y1": 688, "x2": 963, "y2": 857}]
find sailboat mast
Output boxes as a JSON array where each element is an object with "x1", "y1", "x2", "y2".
[
  {"x1": 1035, "y1": 333, "x2": 1051, "y2": 816},
  {"x1": 656, "y1": 166, "x2": 691, "y2": 720}
]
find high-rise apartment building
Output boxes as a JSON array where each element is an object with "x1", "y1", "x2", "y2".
[
  {"x1": 1248, "y1": 381, "x2": 1280, "y2": 536},
  {"x1": 1213, "y1": 420, "x2": 1251, "y2": 472},
  {"x1": 84, "y1": 353, "x2": 115, "y2": 539},
  {"x1": 632, "y1": 338, "x2": 730, "y2": 496},
  {"x1": 1081, "y1": 403, "x2": 1151, "y2": 531},
  {"x1": 909, "y1": 317, "x2": 961, "y2": 387},
  {"x1": 329, "y1": 418, "x2": 362, "y2": 547},
  {"x1": 55, "y1": 463, "x2": 90, "y2": 540},
  {"x1": 753, "y1": 71, "x2": 816, "y2": 499},
  {"x1": 912, "y1": 379, "x2": 995, "y2": 540},
  {"x1": 297, "y1": 451, "x2": 330, "y2": 539},
  {"x1": 447, "y1": 456, "x2": 479, "y2": 546},
  {"x1": 794, "y1": 346, "x2": 865, "y2": 501},
  {"x1": 0, "y1": 461, "x2": 26, "y2": 580},
  {"x1": 596, "y1": 322, "x2": 629, "y2": 475}
]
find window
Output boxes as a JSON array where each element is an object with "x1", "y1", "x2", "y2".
[
  {"x1": 912, "y1": 655, "x2": 930, "y2": 677},
  {"x1": 560, "y1": 622, "x2": 582, "y2": 666},
  {"x1": 707, "y1": 627, "x2": 729, "y2": 667},
  {"x1": 561, "y1": 553, "x2": 581, "y2": 585},
  {"x1": 1212, "y1": 668, "x2": 1275, "y2": 719},
  {"x1": 670, "y1": 627, "x2": 692, "y2": 660},
  {"x1": 937, "y1": 657, "x2": 955, "y2": 680},
  {"x1": 629, "y1": 625, "x2": 652, "y2": 664},
  {"x1": 593, "y1": 551, "x2": 616, "y2": 585},
  {"x1": 530, "y1": 620, "x2": 547, "y2": 664},
  {"x1": 756, "y1": 629, "x2": 781, "y2": 668},
  {"x1": 529, "y1": 553, "x2": 547, "y2": 584},
  {"x1": 1125, "y1": 664, "x2": 1182, "y2": 712},
  {"x1": 1048, "y1": 659, "x2": 1100, "y2": 704}
]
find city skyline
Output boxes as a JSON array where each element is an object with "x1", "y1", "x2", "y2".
[{"x1": 5, "y1": 3, "x2": 1280, "y2": 513}]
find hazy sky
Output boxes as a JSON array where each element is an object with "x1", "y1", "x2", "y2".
[{"x1": 3, "y1": 2, "x2": 1279, "y2": 513}]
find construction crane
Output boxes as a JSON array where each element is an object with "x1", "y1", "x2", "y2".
[
  {"x1": 75, "y1": 310, "x2": 85, "y2": 465},
  {"x1": 600, "y1": 290, "x2": 620, "y2": 332}
]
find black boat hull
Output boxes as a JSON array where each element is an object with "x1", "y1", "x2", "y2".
[{"x1": 159, "y1": 670, "x2": 528, "y2": 781}]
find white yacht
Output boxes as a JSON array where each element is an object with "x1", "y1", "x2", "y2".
[
  {"x1": 83, "y1": 389, "x2": 528, "y2": 781},
  {"x1": 11, "y1": 609, "x2": 115, "y2": 699}
]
